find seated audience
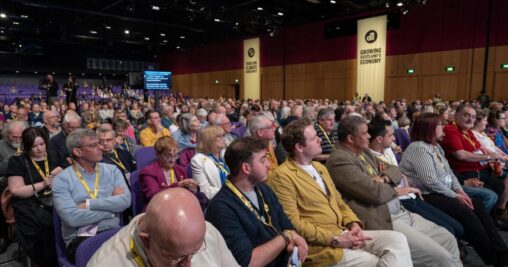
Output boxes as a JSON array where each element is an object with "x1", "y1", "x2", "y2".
[
  {"x1": 0, "y1": 121, "x2": 28, "y2": 177},
  {"x1": 6, "y1": 127, "x2": 62, "y2": 267},
  {"x1": 327, "y1": 115, "x2": 461, "y2": 267},
  {"x1": 41, "y1": 110, "x2": 61, "y2": 139},
  {"x1": 440, "y1": 104, "x2": 508, "y2": 223},
  {"x1": 191, "y1": 126, "x2": 229, "y2": 199},
  {"x1": 139, "y1": 136, "x2": 199, "y2": 207},
  {"x1": 248, "y1": 114, "x2": 279, "y2": 176},
  {"x1": 486, "y1": 110, "x2": 508, "y2": 154},
  {"x1": 269, "y1": 119, "x2": 412, "y2": 266},
  {"x1": 53, "y1": 129, "x2": 131, "y2": 263},
  {"x1": 213, "y1": 113, "x2": 237, "y2": 147},
  {"x1": 206, "y1": 137, "x2": 308, "y2": 267},
  {"x1": 367, "y1": 119, "x2": 463, "y2": 238},
  {"x1": 28, "y1": 104, "x2": 44, "y2": 127},
  {"x1": 177, "y1": 113, "x2": 201, "y2": 151},
  {"x1": 87, "y1": 188, "x2": 239, "y2": 267},
  {"x1": 112, "y1": 119, "x2": 139, "y2": 158},
  {"x1": 140, "y1": 110, "x2": 171, "y2": 147},
  {"x1": 313, "y1": 108, "x2": 338, "y2": 163},
  {"x1": 400, "y1": 112, "x2": 508, "y2": 266},
  {"x1": 97, "y1": 127, "x2": 135, "y2": 186},
  {"x1": 48, "y1": 112, "x2": 81, "y2": 169}
]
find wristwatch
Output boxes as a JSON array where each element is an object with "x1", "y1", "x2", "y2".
[{"x1": 331, "y1": 236, "x2": 340, "y2": 247}]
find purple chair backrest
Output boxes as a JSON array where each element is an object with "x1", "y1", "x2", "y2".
[
  {"x1": 231, "y1": 126, "x2": 247, "y2": 138},
  {"x1": 74, "y1": 227, "x2": 121, "y2": 267},
  {"x1": 53, "y1": 210, "x2": 76, "y2": 267},
  {"x1": 135, "y1": 147, "x2": 157, "y2": 170},
  {"x1": 178, "y1": 148, "x2": 196, "y2": 169},
  {"x1": 129, "y1": 170, "x2": 144, "y2": 216}
]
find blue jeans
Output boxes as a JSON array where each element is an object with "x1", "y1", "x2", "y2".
[{"x1": 462, "y1": 186, "x2": 498, "y2": 213}]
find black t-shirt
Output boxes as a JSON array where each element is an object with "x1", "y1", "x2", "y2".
[{"x1": 6, "y1": 155, "x2": 55, "y2": 208}]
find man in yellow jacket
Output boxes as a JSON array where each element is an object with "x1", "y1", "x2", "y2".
[
  {"x1": 268, "y1": 118, "x2": 412, "y2": 267},
  {"x1": 139, "y1": 110, "x2": 171, "y2": 147}
]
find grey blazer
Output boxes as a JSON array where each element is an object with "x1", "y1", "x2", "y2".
[{"x1": 326, "y1": 142, "x2": 403, "y2": 230}]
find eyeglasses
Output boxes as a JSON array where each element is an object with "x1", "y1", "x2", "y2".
[
  {"x1": 160, "y1": 152, "x2": 179, "y2": 160},
  {"x1": 79, "y1": 143, "x2": 100, "y2": 149},
  {"x1": 98, "y1": 138, "x2": 115, "y2": 145},
  {"x1": 169, "y1": 239, "x2": 207, "y2": 264}
]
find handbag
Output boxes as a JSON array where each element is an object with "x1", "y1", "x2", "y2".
[{"x1": 25, "y1": 157, "x2": 53, "y2": 209}]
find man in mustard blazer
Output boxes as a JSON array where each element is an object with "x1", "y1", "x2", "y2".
[{"x1": 268, "y1": 119, "x2": 412, "y2": 267}]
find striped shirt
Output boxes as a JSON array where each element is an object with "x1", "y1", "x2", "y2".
[
  {"x1": 314, "y1": 122, "x2": 337, "y2": 154},
  {"x1": 399, "y1": 141, "x2": 462, "y2": 198}
]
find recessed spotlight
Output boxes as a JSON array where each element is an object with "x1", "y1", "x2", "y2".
[
  {"x1": 124, "y1": 29, "x2": 130, "y2": 34},
  {"x1": 34, "y1": 71, "x2": 38, "y2": 74},
  {"x1": 277, "y1": 12, "x2": 284, "y2": 16},
  {"x1": 152, "y1": 5, "x2": 160, "y2": 11},
  {"x1": 176, "y1": 46, "x2": 181, "y2": 49},
  {"x1": 68, "y1": 72, "x2": 72, "y2": 75},
  {"x1": 214, "y1": 18, "x2": 221, "y2": 22},
  {"x1": 89, "y1": 30, "x2": 98, "y2": 34},
  {"x1": 20, "y1": 14, "x2": 28, "y2": 19},
  {"x1": 257, "y1": 7, "x2": 263, "y2": 11},
  {"x1": 397, "y1": 2, "x2": 404, "y2": 6},
  {"x1": 144, "y1": 37, "x2": 150, "y2": 40},
  {"x1": 112, "y1": 74, "x2": 116, "y2": 76},
  {"x1": 105, "y1": 25, "x2": 111, "y2": 30},
  {"x1": 330, "y1": 0, "x2": 336, "y2": 4},
  {"x1": 52, "y1": 72, "x2": 55, "y2": 75},
  {"x1": 163, "y1": 40, "x2": 168, "y2": 43},
  {"x1": 0, "y1": 13, "x2": 6, "y2": 19},
  {"x1": 15, "y1": 70, "x2": 19, "y2": 74},
  {"x1": 12, "y1": 21, "x2": 20, "y2": 25},
  {"x1": 18, "y1": 44, "x2": 22, "y2": 47},
  {"x1": 180, "y1": 35, "x2": 185, "y2": 39},
  {"x1": 160, "y1": 33, "x2": 165, "y2": 36},
  {"x1": 81, "y1": 73, "x2": 85, "y2": 76},
  {"x1": 99, "y1": 73, "x2": 102, "y2": 76}
]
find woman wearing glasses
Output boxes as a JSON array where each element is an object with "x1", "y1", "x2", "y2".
[
  {"x1": 139, "y1": 136, "x2": 199, "y2": 209},
  {"x1": 6, "y1": 127, "x2": 62, "y2": 267},
  {"x1": 191, "y1": 126, "x2": 229, "y2": 199},
  {"x1": 399, "y1": 113, "x2": 508, "y2": 266}
]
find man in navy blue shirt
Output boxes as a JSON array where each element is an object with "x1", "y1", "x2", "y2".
[{"x1": 206, "y1": 137, "x2": 308, "y2": 267}]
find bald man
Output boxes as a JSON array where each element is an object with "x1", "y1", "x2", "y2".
[{"x1": 87, "y1": 188, "x2": 239, "y2": 267}]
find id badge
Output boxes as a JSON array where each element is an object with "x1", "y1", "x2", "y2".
[{"x1": 77, "y1": 224, "x2": 98, "y2": 237}]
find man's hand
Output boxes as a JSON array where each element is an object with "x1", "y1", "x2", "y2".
[
  {"x1": 331, "y1": 229, "x2": 372, "y2": 249},
  {"x1": 395, "y1": 187, "x2": 421, "y2": 198},
  {"x1": 156, "y1": 124, "x2": 164, "y2": 134},
  {"x1": 285, "y1": 231, "x2": 308, "y2": 264},
  {"x1": 372, "y1": 175, "x2": 385, "y2": 183},
  {"x1": 456, "y1": 191, "x2": 474, "y2": 210},
  {"x1": 463, "y1": 178, "x2": 483, "y2": 188},
  {"x1": 178, "y1": 179, "x2": 198, "y2": 193},
  {"x1": 51, "y1": 167, "x2": 63, "y2": 176},
  {"x1": 111, "y1": 186, "x2": 124, "y2": 196}
]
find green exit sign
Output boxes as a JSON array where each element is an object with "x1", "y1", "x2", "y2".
[
  {"x1": 445, "y1": 66, "x2": 455, "y2": 72},
  {"x1": 407, "y1": 68, "x2": 415, "y2": 74},
  {"x1": 501, "y1": 64, "x2": 508, "y2": 69}
]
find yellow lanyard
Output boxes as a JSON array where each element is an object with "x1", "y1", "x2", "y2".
[
  {"x1": 164, "y1": 168, "x2": 176, "y2": 185},
  {"x1": 124, "y1": 139, "x2": 131, "y2": 153},
  {"x1": 31, "y1": 157, "x2": 49, "y2": 180},
  {"x1": 73, "y1": 164, "x2": 100, "y2": 199},
  {"x1": 107, "y1": 150, "x2": 127, "y2": 172},
  {"x1": 129, "y1": 238, "x2": 147, "y2": 267},
  {"x1": 358, "y1": 153, "x2": 377, "y2": 177},
  {"x1": 455, "y1": 123, "x2": 477, "y2": 149},
  {"x1": 318, "y1": 124, "x2": 333, "y2": 145},
  {"x1": 225, "y1": 180, "x2": 274, "y2": 229}
]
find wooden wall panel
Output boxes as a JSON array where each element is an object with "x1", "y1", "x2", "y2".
[{"x1": 170, "y1": 46, "x2": 508, "y2": 101}]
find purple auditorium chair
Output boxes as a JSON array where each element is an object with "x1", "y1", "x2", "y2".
[
  {"x1": 129, "y1": 170, "x2": 144, "y2": 216},
  {"x1": 178, "y1": 148, "x2": 195, "y2": 170},
  {"x1": 231, "y1": 125, "x2": 247, "y2": 138},
  {"x1": 135, "y1": 146, "x2": 157, "y2": 170},
  {"x1": 53, "y1": 210, "x2": 76, "y2": 267},
  {"x1": 74, "y1": 227, "x2": 121, "y2": 267}
]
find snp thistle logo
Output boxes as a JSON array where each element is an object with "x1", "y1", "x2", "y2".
[
  {"x1": 248, "y1": 48, "x2": 255, "y2": 58},
  {"x1": 365, "y1": 30, "x2": 377, "y2": 44}
]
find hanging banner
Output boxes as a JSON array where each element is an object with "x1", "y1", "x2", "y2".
[
  {"x1": 357, "y1": 15, "x2": 387, "y2": 102},
  {"x1": 243, "y1": 38, "x2": 260, "y2": 99}
]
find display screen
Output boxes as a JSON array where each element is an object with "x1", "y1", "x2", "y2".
[{"x1": 143, "y1": 71, "x2": 172, "y2": 90}]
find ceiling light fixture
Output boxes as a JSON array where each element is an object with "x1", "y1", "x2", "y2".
[
  {"x1": 277, "y1": 12, "x2": 284, "y2": 16},
  {"x1": 163, "y1": 40, "x2": 168, "y2": 43},
  {"x1": 152, "y1": 5, "x2": 160, "y2": 11},
  {"x1": 214, "y1": 18, "x2": 221, "y2": 22},
  {"x1": 0, "y1": 13, "x2": 6, "y2": 19},
  {"x1": 160, "y1": 33, "x2": 165, "y2": 36},
  {"x1": 89, "y1": 30, "x2": 98, "y2": 34},
  {"x1": 105, "y1": 25, "x2": 111, "y2": 30},
  {"x1": 144, "y1": 37, "x2": 150, "y2": 40},
  {"x1": 402, "y1": 8, "x2": 409, "y2": 14},
  {"x1": 397, "y1": 2, "x2": 404, "y2": 6},
  {"x1": 124, "y1": 29, "x2": 130, "y2": 34},
  {"x1": 12, "y1": 21, "x2": 20, "y2": 25},
  {"x1": 20, "y1": 14, "x2": 28, "y2": 19},
  {"x1": 257, "y1": 7, "x2": 263, "y2": 11},
  {"x1": 330, "y1": 0, "x2": 336, "y2": 4},
  {"x1": 180, "y1": 35, "x2": 185, "y2": 39},
  {"x1": 176, "y1": 46, "x2": 181, "y2": 49}
]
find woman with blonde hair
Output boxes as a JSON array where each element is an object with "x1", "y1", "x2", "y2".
[{"x1": 191, "y1": 126, "x2": 229, "y2": 199}]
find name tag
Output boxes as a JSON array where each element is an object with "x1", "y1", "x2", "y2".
[{"x1": 77, "y1": 224, "x2": 98, "y2": 237}]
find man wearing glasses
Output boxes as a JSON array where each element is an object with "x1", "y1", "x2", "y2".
[
  {"x1": 53, "y1": 129, "x2": 131, "y2": 263},
  {"x1": 87, "y1": 188, "x2": 239, "y2": 267}
]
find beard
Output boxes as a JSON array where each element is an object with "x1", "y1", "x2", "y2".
[{"x1": 10, "y1": 142, "x2": 21, "y2": 149}]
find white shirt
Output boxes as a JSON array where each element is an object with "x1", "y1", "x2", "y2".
[{"x1": 298, "y1": 164, "x2": 328, "y2": 195}]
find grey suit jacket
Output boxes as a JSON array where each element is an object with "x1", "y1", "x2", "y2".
[{"x1": 326, "y1": 142, "x2": 403, "y2": 230}]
